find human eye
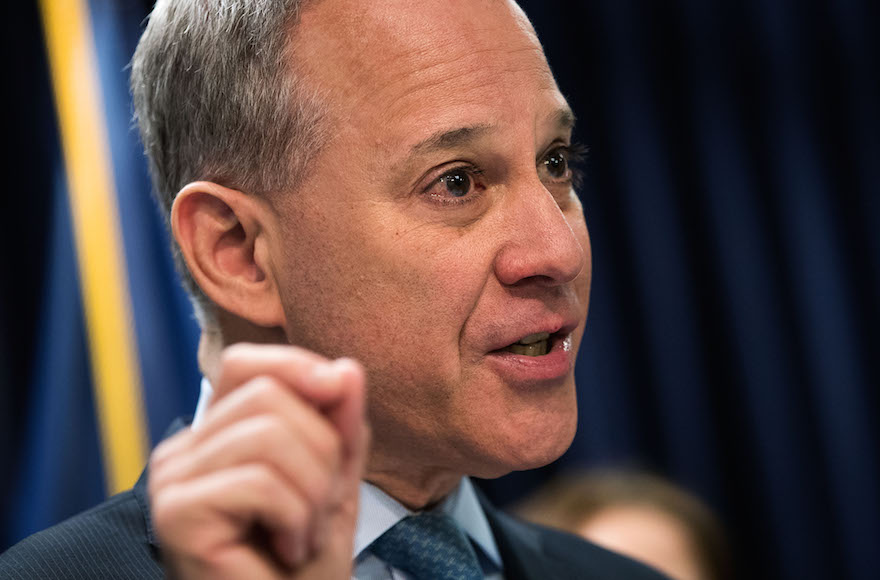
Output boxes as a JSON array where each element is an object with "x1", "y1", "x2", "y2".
[
  {"x1": 538, "y1": 142, "x2": 587, "y2": 189},
  {"x1": 422, "y1": 165, "x2": 487, "y2": 206}
]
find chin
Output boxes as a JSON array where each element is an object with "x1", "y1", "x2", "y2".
[
  {"x1": 466, "y1": 407, "x2": 578, "y2": 479},
  {"x1": 513, "y1": 416, "x2": 578, "y2": 469}
]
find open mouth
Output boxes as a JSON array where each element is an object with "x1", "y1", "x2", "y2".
[{"x1": 501, "y1": 331, "x2": 552, "y2": 357}]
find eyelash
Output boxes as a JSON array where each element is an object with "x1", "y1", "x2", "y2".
[
  {"x1": 542, "y1": 142, "x2": 587, "y2": 189},
  {"x1": 422, "y1": 165, "x2": 487, "y2": 207},
  {"x1": 421, "y1": 141, "x2": 588, "y2": 207}
]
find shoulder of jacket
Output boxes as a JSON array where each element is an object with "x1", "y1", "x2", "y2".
[{"x1": 0, "y1": 490, "x2": 162, "y2": 580}]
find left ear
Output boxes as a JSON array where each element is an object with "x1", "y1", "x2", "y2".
[{"x1": 170, "y1": 181, "x2": 286, "y2": 329}]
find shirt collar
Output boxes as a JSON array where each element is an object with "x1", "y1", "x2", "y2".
[
  {"x1": 354, "y1": 478, "x2": 502, "y2": 569},
  {"x1": 192, "y1": 378, "x2": 502, "y2": 569},
  {"x1": 191, "y1": 376, "x2": 214, "y2": 429}
]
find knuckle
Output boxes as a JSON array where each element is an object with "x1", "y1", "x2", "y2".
[
  {"x1": 148, "y1": 439, "x2": 190, "y2": 492},
  {"x1": 240, "y1": 465, "x2": 311, "y2": 529},
  {"x1": 244, "y1": 463, "x2": 281, "y2": 498},
  {"x1": 248, "y1": 375, "x2": 285, "y2": 401},
  {"x1": 150, "y1": 483, "x2": 186, "y2": 533},
  {"x1": 150, "y1": 431, "x2": 188, "y2": 467},
  {"x1": 147, "y1": 470, "x2": 166, "y2": 498},
  {"x1": 220, "y1": 342, "x2": 250, "y2": 367},
  {"x1": 153, "y1": 488, "x2": 213, "y2": 560},
  {"x1": 314, "y1": 429, "x2": 342, "y2": 462},
  {"x1": 249, "y1": 414, "x2": 290, "y2": 447},
  {"x1": 149, "y1": 441, "x2": 173, "y2": 469},
  {"x1": 305, "y1": 468, "x2": 334, "y2": 507}
]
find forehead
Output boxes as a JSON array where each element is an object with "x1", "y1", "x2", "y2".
[{"x1": 292, "y1": 0, "x2": 563, "y2": 148}]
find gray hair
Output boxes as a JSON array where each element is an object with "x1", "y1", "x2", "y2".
[{"x1": 130, "y1": 0, "x2": 324, "y2": 327}]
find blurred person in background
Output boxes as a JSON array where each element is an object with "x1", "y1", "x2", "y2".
[{"x1": 516, "y1": 470, "x2": 733, "y2": 580}]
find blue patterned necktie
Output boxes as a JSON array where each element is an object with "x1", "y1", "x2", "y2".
[{"x1": 368, "y1": 513, "x2": 483, "y2": 580}]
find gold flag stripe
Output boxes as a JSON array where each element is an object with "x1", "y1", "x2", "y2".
[{"x1": 39, "y1": 0, "x2": 148, "y2": 494}]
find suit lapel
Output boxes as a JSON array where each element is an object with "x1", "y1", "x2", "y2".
[
  {"x1": 134, "y1": 416, "x2": 192, "y2": 549},
  {"x1": 477, "y1": 487, "x2": 571, "y2": 580},
  {"x1": 133, "y1": 467, "x2": 158, "y2": 548}
]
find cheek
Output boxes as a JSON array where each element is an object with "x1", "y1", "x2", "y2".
[
  {"x1": 275, "y1": 203, "x2": 493, "y2": 382},
  {"x1": 569, "y1": 208, "x2": 593, "y2": 332},
  {"x1": 570, "y1": 203, "x2": 592, "y2": 280},
  {"x1": 363, "y1": 241, "x2": 491, "y2": 388}
]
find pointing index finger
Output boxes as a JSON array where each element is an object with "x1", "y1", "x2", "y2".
[{"x1": 216, "y1": 344, "x2": 341, "y2": 405}]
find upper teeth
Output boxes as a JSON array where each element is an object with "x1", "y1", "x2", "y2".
[{"x1": 518, "y1": 332, "x2": 550, "y2": 345}]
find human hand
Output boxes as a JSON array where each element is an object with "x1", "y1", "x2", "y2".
[{"x1": 148, "y1": 344, "x2": 369, "y2": 580}]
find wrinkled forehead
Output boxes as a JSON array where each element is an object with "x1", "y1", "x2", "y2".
[{"x1": 291, "y1": 0, "x2": 558, "y2": 125}]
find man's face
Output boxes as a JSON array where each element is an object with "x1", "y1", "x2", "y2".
[{"x1": 265, "y1": 0, "x2": 591, "y2": 479}]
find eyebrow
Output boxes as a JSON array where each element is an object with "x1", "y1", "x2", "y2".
[
  {"x1": 553, "y1": 107, "x2": 577, "y2": 132},
  {"x1": 410, "y1": 124, "x2": 495, "y2": 156},
  {"x1": 401, "y1": 106, "x2": 577, "y2": 171}
]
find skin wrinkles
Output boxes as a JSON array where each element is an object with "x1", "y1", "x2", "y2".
[
  {"x1": 372, "y1": 45, "x2": 554, "y2": 118},
  {"x1": 260, "y1": 0, "x2": 591, "y2": 509},
  {"x1": 292, "y1": 4, "x2": 555, "y2": 144},
  {"x1": 393, "y1": 137, "x2": 579, "y2": 245},
  {"x1": 409, "y1": 125, "x2": 494, "y2": 162},
  {"x1": 394, "y1": 109, "x2": 577, "y2": 216},
  {"x1": 378, "y1": 60, "x2": 555, "y2": 143},
  {"x1": 299, "y1": 0, "x2": 550, "y2": 98},
  {"x1": 397, "y1": 106, "x2": 574, "y2": 189}
]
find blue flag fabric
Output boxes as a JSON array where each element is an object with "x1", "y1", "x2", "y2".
[{"x1": 6, "y1": 0, "x2": 201, "y2": 549}]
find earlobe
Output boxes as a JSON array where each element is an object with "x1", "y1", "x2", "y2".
[{"x1": 171, "y1": 182, "x2": 286, "y2": 328}]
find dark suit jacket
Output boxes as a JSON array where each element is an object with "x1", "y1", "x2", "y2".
[{"x1": 1, "y1": 422, "x2": 668, "y2": 580}]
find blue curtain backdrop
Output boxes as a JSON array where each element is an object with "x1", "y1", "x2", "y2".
[{"x1": 3, "y1": 1, "x2": 878, "y2": 580}]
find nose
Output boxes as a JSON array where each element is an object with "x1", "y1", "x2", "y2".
[{"x1": 493, "y1": 181, "x2": 587, "y2": 288}]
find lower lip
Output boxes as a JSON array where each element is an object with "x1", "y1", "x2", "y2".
[{"x1": 485, "y1": 335, "x2": 574, "y2": 385}]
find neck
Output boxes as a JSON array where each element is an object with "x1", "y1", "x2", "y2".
[
  {"x1": 198, "y1": 316, "x2": 463, "y2": 511},
  {"x1": 197, "y1": 328, "x2": 224, "y2": 385},
  {"x1": 365, "y1": 453, "x2": 463, "y2": 511},
  {"x1": 197, "y1": 310, "x2": 288, "y2": 382}
]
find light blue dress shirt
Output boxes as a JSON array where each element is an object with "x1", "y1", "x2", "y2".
[{"x1": 193, "y1": 378, "x2": 504, "y2": 579}]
